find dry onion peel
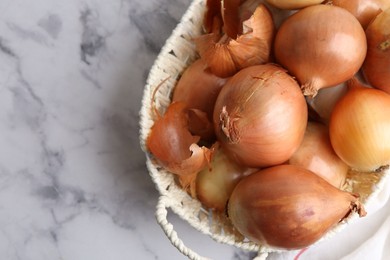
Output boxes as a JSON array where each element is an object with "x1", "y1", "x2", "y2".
[
  {"x1": 146, "y1": 102, "x2": 216, "y2": 195},
  {"x1": 195, "y1": 3, "x2": 274, "y2": 77}
]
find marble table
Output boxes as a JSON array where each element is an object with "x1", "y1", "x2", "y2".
[{"x1": 1, "y1": 0, "x2": 389, "y2": 259}]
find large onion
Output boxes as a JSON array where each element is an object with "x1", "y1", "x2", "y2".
[
  {"x1": 213, "y1": 64, "x2": 307, "y2": 168},
  {"x1": 274, "y1": 4, "x2": 367, "y2": 97},
  {"x1": 330, "y1": 78, "x2": 390, "y2": 171},
  {"x1": 228, "y1": 164, "x2": 366, "y2": 249},
  {"x1": 362, "y1": 7, "x2": 390, "y2": 94},
  {"x1": 330, "y1": 0, "x2": 390, "y2": 28}
]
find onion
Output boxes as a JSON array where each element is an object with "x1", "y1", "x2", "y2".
[
  {"x1": 265, "y1": 0, "x2": 324, "y2": 10},
  {"x1": 274, "y1": 5, "x2": 367, "y2": 97},
  {"x1": 146, "y1": 102, "x2": 216, "y2": 195},
  {"x1": 228, "y1": 164, "x2": 366, "y2": 249},
  {"x1": 330, "y1": 0, "x2": 390, "y2": 28},
  {"x1": 213, "y1": 64, "x2": 307, "y2": 168},
  {"x1": 172, "y1": 59, "x2": 227, "y2": 121},
  {"x1": 196, "y1": 146, "x2": 254, "y2": 211},
  {"x1": 195, "y1": 3, "x2": 274, "y2": 77},
  {"x1": 329, "y1": 78, "x2": 390, "y2": 171},
  {"x1": 289, "y1": 121, "x2": 348, "y2": 188},
  {"x1": 362, "y1": 7, "x2": 390, "y2": 94}
]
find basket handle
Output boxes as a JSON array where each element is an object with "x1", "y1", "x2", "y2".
[
  {"x1": 156, "y1": 195, "x2": 269, "y2": 260},
  {"x1": 156, "y1": 195, "x2": 210, "y2": 260}
]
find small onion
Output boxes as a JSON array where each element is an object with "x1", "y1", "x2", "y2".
[
  {"x1": 228, "y1": 164, "x2": 366, "y2": 249},
  {"x1": 289, "y1": 121, "x2": 348, "y2": 188},
  {"x1": 274, "y1": 5, "x2": 367, "y2": 97},
  {"x1": 196, "y1": 146, "x2": 254, "y2": 211},
  {"x1": 330, "y1": 78, "x2": 390, "y2": 171},
  {"x1": 330, "y1": 0, "x2": 390, "y2": 28},
  {"x1": 213, "y1": 64, "x2": 307, "y2": 168},
  {"x1": 265, "y1": 0, "x2": 324, "y2": 10},
  {"x1": 362, "y1": 7, "x2": 390, "y2": 94}
]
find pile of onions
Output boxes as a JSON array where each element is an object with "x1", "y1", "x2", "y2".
[
  {"x1": 274, "y1": 4, "x2": 367, "y2": 97},
  {"x1": 362, "y1": 7, "x2": 390, "y2": 93},
  {"x1": 213, "y1": 64, "x2": 307, "y2": 167},
  {"x1": 144, "y1": 0, "x2": 390, "y2": 252}
]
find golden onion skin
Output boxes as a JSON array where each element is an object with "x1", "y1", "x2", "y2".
[{"x1": 330, "y1": 79, "x2": 390, "y2": 171}]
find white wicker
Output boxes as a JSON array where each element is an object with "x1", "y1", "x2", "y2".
[{"x1": 139, "y1": 0, "x2": 390, "y2": 259}]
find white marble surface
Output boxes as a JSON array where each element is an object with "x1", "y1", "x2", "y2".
[{"x1": 0, "y1": 0, "x2": 390, "y2": 259}]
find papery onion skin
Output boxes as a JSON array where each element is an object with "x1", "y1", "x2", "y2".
[
  {"x1": 146, "y1": 102, "x2": 213, "y2": 176},
  {"x1": 289, "y1": 121, "x2": 348, "y2": 188},
  {"x1": 266, "y1": 0, "x2": 324, "y2": 10},
  {"x1": 330, "y1": 0, "x2": 390, "y2": 28},
  {"x1": 213, "y1": 64, "x2": 307, "y2": 168},
  {"x1": 228, "y1": 164, "x2": 366, "y2": 249},
  {"x1": 330, "y1": 78, "x2": 390, "y2": 172},
  {"x1": 362, "y1": 8, "x2": 390, "y2": 94},
  {"x1": 274, "y1": 5, "x2": 367, "y2": 97},
  {"x1": 196, "y1": 146, "x2": 254, "y2": 211},
  {"x1": 172, "y1": 59, "x2": 227, "y2": 120},
  {"x1": 195, "y1": 4, "x2": 274, "y2": 78}
]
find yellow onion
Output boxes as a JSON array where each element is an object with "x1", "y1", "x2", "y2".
[
  {"x1": 228, "y1": 164, "x2": 366, "y2": 249},
  {"x1": 195, "y1": 3, "x2": 274, "y2": 78},
  {"x1": 196, "y1": 146, "x2": 254, "y2": 211},
  {"x1": 274, "y1": 5, "x2": 367, "y2": 97},
  {"x1": 289, "y1": 121, "x2": 348, "y2": 188},
  {"x1": 329, "y1": 78, "x2": 390, "y2": 171},
  {"x1": 330, "y1": 0, "x2": 390, "y2": 28},
  {"x1": 265, "y1": 0, "x2": 324, "y2": 10},
  {"x1": 362, "y1": 7, "x2": 390, "y2": 94},
  {"x1": 213, "y1": 64, "x2": 307, "y2": 168}
]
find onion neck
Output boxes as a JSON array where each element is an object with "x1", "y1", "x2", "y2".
[{"x1": 302, "y1": 81, "x2": 319, "y2": 98}]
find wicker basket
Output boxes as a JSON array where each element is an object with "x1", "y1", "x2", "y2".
[{"x1": 139, "y1": 0, "x2": 390, "y2": 259}]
